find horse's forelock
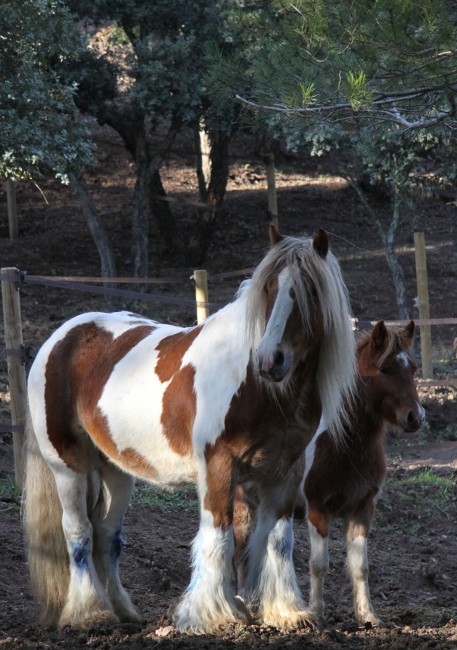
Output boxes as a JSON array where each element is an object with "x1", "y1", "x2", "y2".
[
  {"x1": 246, "y1": 235, "x2": 318, "y2": 338},
  {"x1": 356, "y1": 326, "x2": 414, "y2": 369},
  {"x1": 379, "y1": 327, "x2": 414, "y2": 367}
]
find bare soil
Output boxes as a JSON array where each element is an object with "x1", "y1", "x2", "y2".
[{"x1": 0, "y1": 125, "x2": 456, "y2": 648}]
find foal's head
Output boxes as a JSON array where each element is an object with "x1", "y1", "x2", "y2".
[{"x1": 357, "y1": 320, "x2": 425, "y2": 432}]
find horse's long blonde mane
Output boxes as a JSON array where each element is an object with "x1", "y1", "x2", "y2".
[{"x1": 242, "y1": 233, "x2": 357, "y2": 440}]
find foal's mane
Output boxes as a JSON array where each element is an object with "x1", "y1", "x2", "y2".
[
  {"x1": 242, "y1": 233, "x2": 356, "y2": 439},
  {"x1": 356, "y1": 325, "x2": 413, "y2": 367}
]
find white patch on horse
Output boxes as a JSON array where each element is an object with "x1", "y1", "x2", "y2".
[
  {"x1": 184, "y1": 299, "x2": 251, "y2": 451},
  {"x1": 308, "y1": 521, "x2": 329, "y2": 618},
  {"x1": 256, "y1": 268, "x2": 294, "y2": 371},
  {"x1": 416, "y1": 401, "x2": 426, "y2": 421},
  {"x1": 174, "y1": 509, "x2": 240, "y2": 632},
  {"x1": 303, "y1": 416, "x2": 327, "y2": 483},
  {"x1": 395, "y1": 351, "x2": 411, "y2": 368},
  {"x1": 98, "y1": 326, "x2": 198, "y2": 482}
]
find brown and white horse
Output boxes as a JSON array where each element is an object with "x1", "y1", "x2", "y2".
[
  {"x1": 23, "y1": 226, "x2": 356, "y2": 633},
  {"x1": 300, "y1": 320, "x2": 425, "y2": 627}
]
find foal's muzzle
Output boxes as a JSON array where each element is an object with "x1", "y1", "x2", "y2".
[{"x1": 401, "y1": 403, "x2": 426, "y2": 432}]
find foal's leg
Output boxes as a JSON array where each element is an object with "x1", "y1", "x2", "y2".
[
  {"x1": 242, "y1": 477, "x2": 314, "y2": 629},
  {"x1": 53, "y1": 467, "x2": 118, "y2": 628},
  {"x1": 91, "y1": 462, "x2": 142, "y2": 623},
  {"x1": 345, "y1": 505, "x2": 381, "y2": 627},
  {"x1": 307, "y1": 506, "x2": 330, "y2": 621},
  {"x1": 173, "y1": 451, "x2": 248, "y2": 633}
]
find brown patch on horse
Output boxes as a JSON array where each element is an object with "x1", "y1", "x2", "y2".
[
  {"x1": 155, "y1": 326, "x2": 203, "y2": 383},
  {"x1": 269, "y1": 224, "x2": 284, "y2": 246},
  {"x1": 80, "y1": 406, "x2": 159, "y2": 479},
  {"x1": 357, "y1": 320, "x2": 390, "y2": 376},
  {"x1": 307, "y1": 504, "x2": 330, "y2": 538},
  {"x1": 304, "y1": 431, "x2": 385, "y2": 524},
  {"x1": 204, "y1": 438, "x2": 237, "y2": 529},
  {"x1": 312, "y1": 229, "x2": 329, "y2": 259},
  {"x1": 45, "y1": 322, "x2": 155, "y2": 472},
  {"x1": 160, "y1": 364, "x2": 196, "y2": 456}
]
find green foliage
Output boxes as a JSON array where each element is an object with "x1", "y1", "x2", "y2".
[
  {"x1": 132, "y1": 481, "x2": 198, "y2": 512},
  {"x1": 346, "y1": 71, "x2": 373, "y2": 111},
  {"x1": 66, "y1": 0, "x2": 231, "y2": 129},
  {"x1": 0, "y1": 477, "x2": 21, "y2": 511},
  {"x1": 375, "y1": 467, "x2": 456, "y2": 533},
  {"x1": 0, "y1": 0, "x2": 94, "y2": 181}
]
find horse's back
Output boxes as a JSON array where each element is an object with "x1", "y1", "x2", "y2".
[{"x1": 27, "y1": 311, "x2": 200, "y2": 481}]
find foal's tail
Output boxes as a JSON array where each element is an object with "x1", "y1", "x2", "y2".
[{"x1": 22, "y1": 413, "x2": 69, "y2": 625}]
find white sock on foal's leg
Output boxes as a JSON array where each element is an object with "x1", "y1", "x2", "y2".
[
  {"x1": 308, "y1": 521, "x2": 329, "y2": 620},
  {"x1": 346, "y1": 534, "x2": 380, "y2": 626}
]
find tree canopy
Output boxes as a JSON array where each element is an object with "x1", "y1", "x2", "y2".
[
  {"x1": 0, "y1": 0, "x2": 94, "y2": 181},
  {"x1": 228, "y1": 0, "x2": 457, "y2": 133}
]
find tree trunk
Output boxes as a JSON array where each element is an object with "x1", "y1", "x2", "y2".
[
  {"x1": 348, "y1": 177, "x2": 410, "y2": 320},
  {"x1": 383, "y1": 190, "x2": 410, "y2": 320},
  {"x1": 149, "y1": 169, "x2": 181, "y2": 256},
  {"x1": 131, "y1": 133, "x2": 150, "y2": 282},
  {"x1": 187, "y1": 124, "x2": 231, "y2": 264},
  {"x1": 70, "y1": 172, "x2": 119, "y2": 309}
]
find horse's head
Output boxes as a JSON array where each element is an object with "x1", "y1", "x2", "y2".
[
  {"x1": 255, "y1": 226, "x2": 328, "y2": 383},
  {"x1": 357, "y1": 320, "x2": 425, "y2": 432},
  {"x1": 244, "y1": 225, "x2": 356, "y2": 438}
]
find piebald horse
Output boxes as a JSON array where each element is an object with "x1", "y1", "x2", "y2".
[
  {"x1": 23, "y1": 226, "x2": 356, "y2": 633},
  {"x1": 301, "y1": 320, "x2": 425, "y2": 626}
]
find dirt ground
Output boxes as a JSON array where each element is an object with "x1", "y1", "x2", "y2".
[{"x1": 0, "y1": 124, "x2": 456, "y2": 648}]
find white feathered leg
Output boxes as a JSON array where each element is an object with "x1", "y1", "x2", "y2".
[
  {"x1": 53, "y1": 468, "x2": 118, "y2": 628},
  {"x1": 173, "y1": 509, "x2": 248, "y2": 633},
  {"x1": 242, "y1": 484, "x2": 314, "y2": 630}
]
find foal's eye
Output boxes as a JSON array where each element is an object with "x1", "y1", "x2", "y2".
[{"x1": 379, "y1": 366, "x2": 389, "y2": 374}]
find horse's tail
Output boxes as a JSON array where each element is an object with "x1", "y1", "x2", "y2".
[{"x1": 22, "y1": 412, "x2": 69, "y2": 625}]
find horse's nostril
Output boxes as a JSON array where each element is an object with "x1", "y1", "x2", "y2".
[
  {"x1": 273, "y1": 350, "x2": 284, "y2": 367},
  {"x1": 406, "y1": 410, "x2": 421, "y2": 430}
]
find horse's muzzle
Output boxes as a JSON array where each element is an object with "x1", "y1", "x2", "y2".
[
  {"x1": 402, "y1": 404, "x2": 426, "y2": 432},
  {"x1": 258, "y1": 349, "x2": 291, "y2": 382}
]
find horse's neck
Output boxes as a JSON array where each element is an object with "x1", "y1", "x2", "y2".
[
  {"x1": 287, "y1": 349, "x2": 323, "y2": 432},
  {"x1": 345, "y1": 376, "x2": 389, "y2": 446}
]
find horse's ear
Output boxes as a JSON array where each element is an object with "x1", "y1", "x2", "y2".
[
  {"x1": 370, "y1": 320, "x2": 388, "y2": 353},
  {"x1": 403, "y1": 320, "x2": 415, "y2": 346},
  {"x1": 313, "y1": 228, "x2": 329, "y2": 259},
  {"x1": 269, "y1": 224, "x2": 283, "y2": 246}
]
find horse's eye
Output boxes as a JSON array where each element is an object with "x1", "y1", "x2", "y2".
[
  {"x1": 289, "y1": 288, "x2": 296, "y2": 300},
  {"x1": 379, "y1": 366, "x2": 389, "y2": 374}
]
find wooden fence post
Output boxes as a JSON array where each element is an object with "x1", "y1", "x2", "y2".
[
  {"x1": 413, "y1": 231, "x2": 433, "y2": 379},
  {"x1": 1, "y1": 267, "x2": 27, "y2": 488},
  {"x1": 264, "y1": 153, "x2": 278, "y2": 229},
  {"x1": 6, "y1": 180, "x2": 18, "y2": 240},
  {"x1": 193, "y1": 269, "x2": 209, "y2": 324}
]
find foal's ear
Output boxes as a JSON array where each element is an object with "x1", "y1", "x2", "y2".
[
  {"x1": 269, "y1": 224, "x2": 283, "y2": 246},
  {"x1": 313, "y1": 228, "x2": 329, "y2": 259},
  {"x1": 370, "y1": 320, "x2": 388, "y2": 353},
  {"x1": 403, "y1": 320, "x2": 415, "y2": 346}
]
